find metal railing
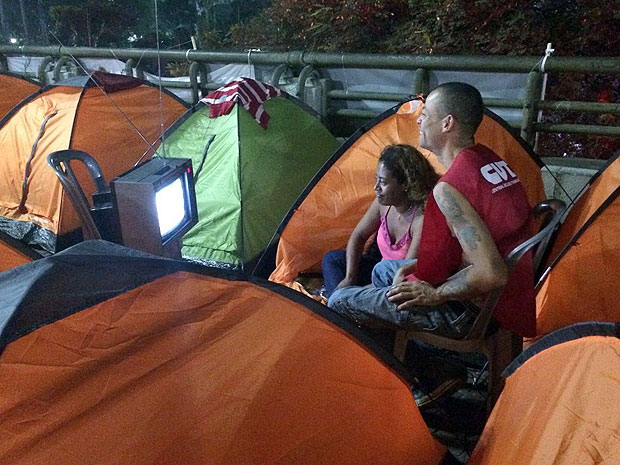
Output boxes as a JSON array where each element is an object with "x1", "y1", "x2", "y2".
[{"x1": 1, "y1": 45, "x2": 619, "y2": 146}]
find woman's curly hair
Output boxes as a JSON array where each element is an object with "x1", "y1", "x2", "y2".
[{"x1": 379, "y1": 144, "x2": 439, "y2": 209}]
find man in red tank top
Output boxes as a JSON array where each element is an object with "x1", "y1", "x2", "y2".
[{"x1": 328, "y1": 82, "x2": 535, "y2": 340}]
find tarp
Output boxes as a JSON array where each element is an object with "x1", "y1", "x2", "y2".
[
  {"x1": 469, "y1": 322, "x2": 620, "y2": 465},
  {"x1": 535, "y1": 152, "x2": 620, "y2": 336},
  {"x1": 0, "y1": 240, "x2": 445, "y2": 465},
  {"x1": 0, "y1": 71, "x2": 188, "y2": 252},
  {"x1": 261, "y1": 99, "x2": 546, "y2": 294},
  {"x1": 159, "y1": 78, "x2": 339, "y2": 268},
  {"x1": 0, "y1": 72, "x2": 40, "y2": 118}
]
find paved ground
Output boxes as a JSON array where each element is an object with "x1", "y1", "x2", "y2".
[{"x1": 421, "y1": 371, "x2": 488, "y2": 464}]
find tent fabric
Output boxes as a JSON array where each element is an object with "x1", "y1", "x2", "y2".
[
  {"x1": 0, "y1": 230, "x2": 41, "y2": 273},
  {"x1": 265, "y1": 99, "x2": 546, "y2": 293},
  {"x1": 504, "y1": 321, "x2": 620, "y2": 377},
  {"x1": 159, "y1": 82, "x2": 339, "y2": 267},
  {"x1": 0, "y1": 241, "x2": 190, "y2": 351},
  {"x1": 0, "y1": 72, "x2": 40, "y2": 118},
  {"x1": 0, "y1": 240, "x2": 445, "y2": 465},
  {"x1": 469, "y1": 323, "x2": 620, "y2": 465},
  {"x1": 0, "y1": 72, "x2": 188, "y2": 252},
  {"x1": 543, "y1": 152, "x2": 620, "y2": 268},
  {"x1": 0, "y1": 240, "x2": 32, "y2": 273},
  {"x1": 535, "y1": 153, "x2": 620, "y2": 336}
]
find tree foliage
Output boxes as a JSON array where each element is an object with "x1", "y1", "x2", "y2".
[
  {"x1": 229, "y1": 0, "x2": 620, "y2": 57},
  {"x1": 49, "y1": 0, "x2": 140, "y2": 47},
  {"x1": 228, "y1": 0, "x2": 620, "y2": 159}
]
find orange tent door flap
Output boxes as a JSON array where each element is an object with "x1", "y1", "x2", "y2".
[{"x1": 0, "y1": 87, "x2": 81, "y2": 233}]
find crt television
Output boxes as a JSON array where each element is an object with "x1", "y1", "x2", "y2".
[{"x1": 111, "y1": 157, "x2": 198, "y2": 258}]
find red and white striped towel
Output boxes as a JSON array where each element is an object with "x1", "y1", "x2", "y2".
[{"x1": 201, "y1": 78, "x2": 285, "y2": 129}]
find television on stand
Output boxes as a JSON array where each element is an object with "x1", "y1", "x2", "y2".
[{"x1": 110, "y1": 158, "x2": 198, "y2": 259}]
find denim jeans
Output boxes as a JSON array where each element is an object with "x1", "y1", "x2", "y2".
[
  {"x1": 370, "y1": 259, "x2": 414, "y2": 287},
  {"x1": 328, "y1": 259, "x2": 476, "y2": 338},
  {"x1": 321, "y1": 249, "x2": 380, "y2": 298}
]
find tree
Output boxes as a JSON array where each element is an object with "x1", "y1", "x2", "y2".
[
  {"x1": 19, "y1": 0, "x2": 30, "y2": 43},
  {"x1": 0, "y1": 0, "x2": 8, "y2": 40},
  {"x1": 49, "y1": 0, "x2": 140, "y2": 47}
]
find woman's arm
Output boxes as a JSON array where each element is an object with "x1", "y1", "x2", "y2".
[
  {"x1": 391, "y1": 211, "x2": 424, "y2": 285},
  {"x1": 404, "y1": 213, "x2": 424, "y2": 260},
  {"x1": 337, "y1": 199, "x2": 382, "y2": 289}
]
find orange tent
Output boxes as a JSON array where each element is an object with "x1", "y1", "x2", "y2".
[
  {"x1": 0, "y1": 72, "x2": 188, "y2": 253},
  {"x1": 469, "y1": 322, "x2": 620, "y2": 465},
  {"x1": 536, "y1": 152, "x2": 620, "y2": 336},
  {"x1": 0, "y1": 240, "x2": 445, "y2": 465},
  {"x1": 0, "y1": 230, "x2": 41, "y2": 273},
  {"x1": 0, "y1": 72, "x2": 40, "y2": 118},
  {"x1": 257, "y1": 99, "x2": 546, "y2": 294}
]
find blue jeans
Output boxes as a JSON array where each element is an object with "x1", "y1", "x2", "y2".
[
  {"x1": 321, "y1": 249, "x2": 380, "y2": 298},
  {"x1": 328, "y1": 260, "x2": 475, "y2": 338}
]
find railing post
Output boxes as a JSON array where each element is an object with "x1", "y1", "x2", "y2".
[
  {"x1": 188, "y1": 62, "x2": 199, "y2": 105},
  {"x1": 198, "y1": 62, "x2": 208, "y2": 98},
  {"x1": 189, "y1": 61, "x2": 207, "y2": 104},
  {"x1": 52, "y1": 56, "x2": 76, "y2": 82},
  {"x1": 521, "y1": 70, "x2": 543, "y2": 145},
  {"x1": 123, "y1": 58, "x2": 144, "y2": 79},
  {"x1": 413, "y1": 68, "x2": 429, "y2": 96},
  {"x1": 270, "y1": 63, "x2": 289, "y2": 87},
  {"x1": 124, "y1": 58, "x2": 135, "y2": 76},
  {"x1": 296, "y1": 64, "x2": 316, "y2": 102},
  {"x1": 319, "y1": 78, "x2": 332, "y2": 122},
  {"x1": 37, "y1": 56, "x2": 54, "y2": 84}
]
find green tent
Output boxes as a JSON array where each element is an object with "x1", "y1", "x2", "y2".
[{"x1": 159, "y1": 78, "x2": 339, "y2": 268}]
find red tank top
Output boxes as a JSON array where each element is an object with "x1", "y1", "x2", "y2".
[{"x1": 413, "y1": 145, "x2": 535, "y2": 337}]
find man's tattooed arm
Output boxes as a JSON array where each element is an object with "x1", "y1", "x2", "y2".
[
  {"x1": 437, "y1": 187, "x2": 482, "y2": 252},
  {"x1": 433, "y1": 182, "x2": 507, "y2": 302}
]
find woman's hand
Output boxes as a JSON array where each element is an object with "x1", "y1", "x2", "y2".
[
  {"x1": 336, "y1": 276, "x2": 357, "y2": 290},
  {"x1": 392, "y1": 268, "x2": 406, "y2": 286},
  {"x1": 392, "y1": 260, "x2": 418, "y2": 286}
]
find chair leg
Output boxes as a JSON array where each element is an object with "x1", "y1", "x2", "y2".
[
  {"x1": 486, "y1": 328, "x2": 523, "y2": 414},
  {"x1": 393, "y1": 330, "x2": 409, "y2": 363}
]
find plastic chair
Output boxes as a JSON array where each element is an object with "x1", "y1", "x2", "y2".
[
  {"x1": 393, "y1": 199, "x2": 566, "y2": 411},
  {"x1": 47, "y1": 150, "x2": 110, "y2": 241}
]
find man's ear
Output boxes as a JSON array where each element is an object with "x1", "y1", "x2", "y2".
[{"x1": 442, "y1": 114, "x2": 455, "y2": 132}]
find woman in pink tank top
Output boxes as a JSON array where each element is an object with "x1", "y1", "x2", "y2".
[{"x1": 322, "y1": 144, "x2": 439, "y2": 297}]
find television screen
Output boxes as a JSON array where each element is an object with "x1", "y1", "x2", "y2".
[
  {"x1": 111, "y1": 158, "x2": 198, "y2": 258},
  {"x1": 156, "y1": 177, "x2": 187, "y2": 238}
]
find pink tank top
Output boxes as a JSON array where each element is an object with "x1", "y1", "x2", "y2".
[{"x1": 377, "y1": 205, "x2": 418, "y2": 260}]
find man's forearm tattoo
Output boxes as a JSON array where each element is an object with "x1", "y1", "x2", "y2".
[
  {"x1": 438, "y1": 267, "x2": 473, "y2": 300},
  {"x1": 439, "y1": 189, "x2": 481, "y2": 251}
]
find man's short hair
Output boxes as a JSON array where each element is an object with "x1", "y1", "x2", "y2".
[{"x1": 431, "y1": 82, "x2": 484, "y2": 138}]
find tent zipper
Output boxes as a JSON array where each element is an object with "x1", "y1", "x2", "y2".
[{"x1": 18, "y1": 110, "x2": 58, "y2": 213}]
